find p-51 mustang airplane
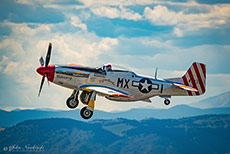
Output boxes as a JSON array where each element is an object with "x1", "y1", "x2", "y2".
[{"x1": 36, "y1": 43, "x2": 206, "y2": 119}]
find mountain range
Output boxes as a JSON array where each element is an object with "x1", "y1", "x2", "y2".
[
  {"x1": 1, "y1": 91, "x2": 230, "y2": 127},
  {"x1": 0, "y1": 92, "x2": 229, "y2": 153},
  {"x1": 0, "y1": 115, "x2": 230, "y2": 154},
  {"x1": 1, "y1": 105, "x2": 230, "y2": 127},
  {"x1": 190, "y1": 91, "x2": 230, "y2": 108}
]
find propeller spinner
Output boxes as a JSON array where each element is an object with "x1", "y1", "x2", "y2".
[{"x1": 36, "y1": 43, "x2": 55, "y2": 96}]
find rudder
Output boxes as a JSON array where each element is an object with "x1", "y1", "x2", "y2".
[{"x1": 182, "y1": 62, "x2": 206, "y2": 96}]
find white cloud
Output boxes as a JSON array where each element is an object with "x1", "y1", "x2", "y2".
[
  {"x1": 70, "y1": 16, "x2": 87, "y2": 31},
  {"x1": 77, "y1": 0, "x2": 197, "y2": 7},
  {"x1": 91, "y1": 6, "x2": 142, "y2": 21},
  {"x1": 141, "y1": 38, "x2": 174, "y2": 49},
  {"x1": 144, "y1": 4, "x2": 230, "y2": 36},
  {"x1": 3, "y1": 62, "x2": 20, "y2": 75},
  {"x1": 16, "y1": 0, "x2": 34, "y2": 5},
  {"x1": 98, "y1": 37, "x2": 118, "y2": 51},
  {"x1": 78, "y1": 0, "x2": 143, "y2": 7},
  {"x1": 173, "y1": 27, "x2": 183, "y2": 37},
  {"x1": 4, "y1": 22, "x2": 51, "y2": 36},
  {"x1": 144, "y1": 5, "x2": 181, "y2": 25},
  {"x1": 0, "y1": 38, "x2": 24, "y2": 56},
  {"x1": 45, "y1": 34, "x2": 118, "y2": 65}
]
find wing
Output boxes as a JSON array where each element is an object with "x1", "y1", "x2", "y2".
[
  {"x1": 79, "y1": 84, "x2": 131, "y2": 98},
  {"x1": 173, "y1": 83, "x2": 198, "y2": 92}
]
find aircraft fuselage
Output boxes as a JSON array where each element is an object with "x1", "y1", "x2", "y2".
[{"x1": 52, "y1": 65, "x2": 186, "y2": 102}]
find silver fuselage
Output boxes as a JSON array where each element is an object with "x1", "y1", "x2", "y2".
[{"x1": 52, "y1": 65, "x2": 187, "y2": 102}]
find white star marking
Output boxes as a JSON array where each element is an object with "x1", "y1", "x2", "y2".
[{"x1": 140, "y1": 79, "x2": 151, "y2": 91}]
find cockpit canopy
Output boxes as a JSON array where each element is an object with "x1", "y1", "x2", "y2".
[
  {"x1": 97, "y1": 64, "x2": 126, "y2": 72},
  {"x1": 96, "y1": 64, "x2": 137, "y2": 76}
]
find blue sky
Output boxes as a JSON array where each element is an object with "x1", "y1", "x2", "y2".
[{"x1": 0, "y1": 0, "x2": 229, "y2": 111}]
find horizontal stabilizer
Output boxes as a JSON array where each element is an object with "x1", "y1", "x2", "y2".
[{"x1": 173, "y1": 83, "x2": 198, "y2": 92}]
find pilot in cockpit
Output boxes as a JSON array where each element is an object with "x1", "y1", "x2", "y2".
[
  {"x1": 106, "y1": 64, "x2": 112, "y2": 71},
  {"x1": 102, "y1": 64, "x2": 112, "y2": 72}
]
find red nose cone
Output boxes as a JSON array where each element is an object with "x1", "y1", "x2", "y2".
[
  {"x1": 36, "y1": 65, "x2": 55, "y2": 82},
  {"x1": 36, "y1": 66, "x2": 47, "y2": 76}
]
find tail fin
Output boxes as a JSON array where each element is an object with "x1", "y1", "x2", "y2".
[{"x1": 182, "y1": 62, "x2": 206, "y2": 96}]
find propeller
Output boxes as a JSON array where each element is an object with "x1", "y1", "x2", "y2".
[
  {"x1": 154, "y1": 67, "x2": 158, "y2": 79},
  {"x1": 39, "y1": 56, "x2": 44, "y2": 66},
  {"x1": 38, "y1": 76, "x2": 45, "y2": 97},
  {"x1": 45, "y1": 43, "x2": 52, "y2": 67},
  {"x1": 38, "y1": 43, "x2": 52, "y2": 96}
]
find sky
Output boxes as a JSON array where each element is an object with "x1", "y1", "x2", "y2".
[{"x1": 0, "y1": 0, "x2": 229, "y2": 111}]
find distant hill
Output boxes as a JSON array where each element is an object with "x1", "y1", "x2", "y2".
[
  {"x1": 1, "y1": 105, "x2": 230, "y2": 127},
  {"x1": 0, "y1": 115, "x2": 230, "y2": 153},
  {"x1": 190, "y1": 91, "x2": 230, "y2": 108}
]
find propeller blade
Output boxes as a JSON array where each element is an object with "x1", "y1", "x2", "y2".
[
  {"x1": 45, "y1": 43, "x2": 52, "y2": 67},
  {"x1": 155, "y1": 67, "x2": 158, "y2": 79},
  {"x1": 45, "y1": 73, "x2": 50, "y2": 87},
  {"x1": 39, "y1": 56, "x2": 44, "y2": 66},
  {"x1": 38, "y1": 76, "x2": 45, "y2": 97}
]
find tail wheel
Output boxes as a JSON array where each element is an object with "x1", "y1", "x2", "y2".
[
  {"x1": 164, "y1": 99, "x2": 170, "y2": 105},
  {"x1": 80, "y1": 107, "x2": 93, "y2": 119},
  {"x1": 66, "y1": 96, "x2": 79, "y2": 109}
]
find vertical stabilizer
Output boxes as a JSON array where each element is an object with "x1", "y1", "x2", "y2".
[{"x1": 182, "y1": 62, "x2": 206, "y2": 96}]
